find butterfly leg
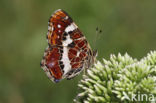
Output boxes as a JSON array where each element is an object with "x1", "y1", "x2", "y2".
[{"x1": 65, "y1": 68, "x2": 83, "y2": 80}]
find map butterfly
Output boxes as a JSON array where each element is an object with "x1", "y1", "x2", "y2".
[{"x1": 40, "y1": 9, "x2": 97, "y2": 83}]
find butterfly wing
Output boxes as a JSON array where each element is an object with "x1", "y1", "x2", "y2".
[{"x1": 41, "y1": 9, "x2": 95, "y2": 83}]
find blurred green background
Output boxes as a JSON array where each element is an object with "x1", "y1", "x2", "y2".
[{"x1": 0, "y1": 0, "x2": 156, "y2": 103}]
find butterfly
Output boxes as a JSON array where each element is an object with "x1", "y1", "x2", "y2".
[{"x1": 40, "y1": 9, "x2": 97, "y2": 83}]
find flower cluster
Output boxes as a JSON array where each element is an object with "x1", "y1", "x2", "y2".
[{"x1": 74, "y1": 51, "x2": 156, "y2": 103}]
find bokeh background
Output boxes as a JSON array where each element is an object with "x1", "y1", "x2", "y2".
[{"x1": 0, "y1": 0, "x2": 156, "y2": 103}]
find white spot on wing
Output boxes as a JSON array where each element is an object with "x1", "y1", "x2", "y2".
[
  {"x1": 65, "y1": 23, "x2": 77, "y2": 33},
  {"x1": 65, "y1": 16, "x2": 68, "y2": 20},
  {"x1": 76, "y1": 51, "x2": 80, "y2": 57},
  {"x1": 48, "y1": 26, "x2": 51, "y2": 31},
  {"x1": 63, "y1": 35, "x2": 73, "y2": 46},
  {"x1": 58, "y1": 24, "x2": 61, "y2": 28},
  {"x1": 48, "y1": 26, "x2": 53, "y2": 31}
]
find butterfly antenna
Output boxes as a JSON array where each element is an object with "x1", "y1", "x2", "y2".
[{"x1": 93, "y1": 27, "x2": 102, "y2": 49}]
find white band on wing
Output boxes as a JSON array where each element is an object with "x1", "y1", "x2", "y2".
[
  {"x1": 65, "y1": 23, "x2": 77, "y2": 33},
  {"x1": 61, "y1": 46, "x2": 71, "y2": 75}
]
